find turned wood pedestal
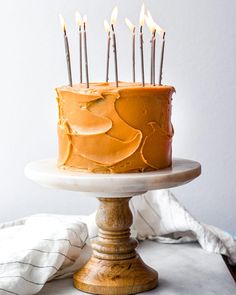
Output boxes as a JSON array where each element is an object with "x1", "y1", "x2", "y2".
[
  {"x1": 25, "y1": 158, "x2": 201, "y2": 295},
  {"x1": 74, "y1": 197, "x2": 158, "y2": 294}
]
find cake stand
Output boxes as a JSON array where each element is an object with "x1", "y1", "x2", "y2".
[{"x1": 25, "y1": 158, "x2": 201, "y2": 295}]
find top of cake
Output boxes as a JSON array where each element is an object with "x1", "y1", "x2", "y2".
[{"x1": 57, "y1": 81, "x2": 174, "y2": 96}]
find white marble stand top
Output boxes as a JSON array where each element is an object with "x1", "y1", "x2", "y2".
[
  {"x1": 38, "y1": 241, "x2": 235, "y2": 295},
  {"x1": 25, "y1": 158, "x2": 201, "y2": 197}
]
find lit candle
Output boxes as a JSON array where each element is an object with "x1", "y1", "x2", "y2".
[
  {"x1": 104, "y1": 20, "x2": 111, "y2": 82},
  {"x1": 139, "y1": 4, "x2": 145, "y2": 87},
  {"x1": 145, "y1": 11, "x2": 156, "y2": 86},
  {"x1": 83, "y1": 15, "x2": 89, "y2": 88},
  {"x1": 110, "y1": 6, "x2": 119, "y2": 87},
  {"x1": 125, "y1": 18, "x2": 136, "y2": 83},
  {"x1": 155, "y1": 25, "x2": 166, "y2": 85},
  {"x1": 75, "y1": 11, "x2": 83, "y2": 84},
  {"x1": 59, "y1": 14, "x2": 73, "y2": 87},
  {"x1": 153, "y1": 31, "x2": 156, "y2": 86}
]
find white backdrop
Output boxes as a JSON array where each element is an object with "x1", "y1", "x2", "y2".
[{"x1": 0, "y1": 0, "x2": 235, "y2": 235}]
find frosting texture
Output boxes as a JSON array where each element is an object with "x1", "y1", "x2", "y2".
[{"x1": 56, "y1": 82, "x2": 174, "y2": 173}]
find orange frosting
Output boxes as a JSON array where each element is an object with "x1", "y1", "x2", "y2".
[{"x1": 56, "y1": 82, "x2": 175, "y2": 173}]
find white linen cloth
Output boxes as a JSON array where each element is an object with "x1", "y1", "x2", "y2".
[
  {"x1": 0, "y1": 190, "x2": 235, "y2": 295},
  {"x1": 0, "y1": 215, "x2": 92, "y2": 295}
]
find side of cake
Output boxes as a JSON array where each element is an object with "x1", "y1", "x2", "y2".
[{"x1": 56, "y1": 82, "x2": 175, "y2": 173}]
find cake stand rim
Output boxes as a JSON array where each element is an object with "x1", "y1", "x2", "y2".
[{"x1": 24, "y1": 158, "x2": 201, "y2": 196}]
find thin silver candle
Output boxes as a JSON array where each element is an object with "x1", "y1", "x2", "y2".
[
  {"x1": 104, "y1": 20, "x2": 111, "y2": 82},
  {"x1": 150, "y1": 34, "x2": 153, "y2": 84},
  {"x1": 132, "y1": 27, "x2": 136, "y2": 83},
  {"x1": 125, "y1": 18, "x2": 136, "y2": 83},
  {"x1": 83, "y1": 15, "x2": 89, "y2": 88},
  {"x1": 159, "y1": 31, "x2": 166, "y2": 85},
  {"x1": 59, "y1": 14, "x2": 72, "y2": 87},
  {"x1": 152, "y1": 30, "x2": 156, "y2": 86},
  {"x1": 139, "y1": 4, "x2": 145, "y2": 87},
  {"x1": 153, "y1": 22, "x2": 165, "y2": 85},
  {"x1": 75, "y1": 11, "x2": 83, "y2": 84},
  {"x1": 111, "y1": 7, "x2": 119, "y2": 87},
  {"x1": 146, "y1": 11, "x2": 157, "y2": 86}
]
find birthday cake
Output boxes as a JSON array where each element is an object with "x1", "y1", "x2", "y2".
[{"x1": 56, "y1": 82, "x2": 174, "y2": 173}]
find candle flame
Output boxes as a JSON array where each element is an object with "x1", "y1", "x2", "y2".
[
  {"x1": 104, "y1": 20, "x2": 110, "y2": 33},
  {"x1": 155, "y1": 23, "x2": 165, "y2": 37},
  {"x1": 146, "y1": 10, "x2": 165, "y2": 36},
  {"x1": 111, "y1": 6, "x2": 118, "y2": 25},
  {"x1": 125, "y1": 18, "x2": 135, "y2": 32},
  {"x1": 75, "y1": 10, "x2": 82, "y2": 26},
  {"x1": 139, "y1": 3, "x2": 145, "y2": 27},
  {"x1": 59, "y1": 14, "x2": 66, "y2": 32},
  {"x1": 147, "y1": 10, "x2": 155, "y2": 25},
  {"x1": 83, "y1": 15, "x2": 87, "y2": 25},
  {"x1": 145, "y1": 11, "x2": 156, "y2": 33}
]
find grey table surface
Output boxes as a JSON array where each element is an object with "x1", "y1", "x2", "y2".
[{"x1": 38, "y1": 241, "x2": 235, "y2": 295}]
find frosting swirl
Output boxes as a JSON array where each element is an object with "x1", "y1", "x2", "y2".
[{"x1": 56, "y1": 82, "x2": 175, "y2": 173}]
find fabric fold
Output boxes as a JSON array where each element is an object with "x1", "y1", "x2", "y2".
[{"x1": 0, "y1": 215, "x2": 92, "y2": 294}]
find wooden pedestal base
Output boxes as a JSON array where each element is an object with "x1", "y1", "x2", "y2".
[{"x1": 74, "y1": 197, "x2": 158, "y2": 295}]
